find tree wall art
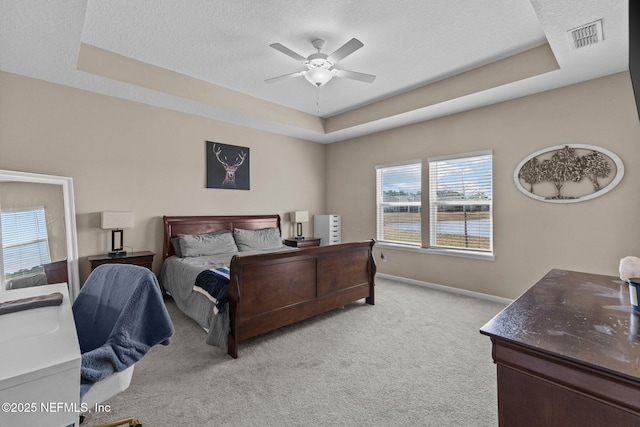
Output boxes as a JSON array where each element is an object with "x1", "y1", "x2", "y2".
[{"x1": 513, "y1": 144, "x2": 624, "y2": 203}]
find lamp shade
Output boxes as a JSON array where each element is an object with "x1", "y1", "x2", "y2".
[
  {"x1": 101, "y1": 211, "x2": 135, "y2": 230},
  {"x1": 293, "y1": 211, "x2": 309, "y2": 223}
]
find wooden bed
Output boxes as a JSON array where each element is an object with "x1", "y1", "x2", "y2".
[{"x1": 162, "y1": 215, "x2": 376, "y2": 358}]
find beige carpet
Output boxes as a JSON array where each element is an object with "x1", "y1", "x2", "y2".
[{"x1": 85, "y1": 277, "x2": 506, "y2": 427}]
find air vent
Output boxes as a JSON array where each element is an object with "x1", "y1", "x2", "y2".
[{"x1": 568, "y1": 19, "x2": 603, "y2": 49}]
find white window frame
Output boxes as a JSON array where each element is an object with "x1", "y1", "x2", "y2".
[
  {"x1": 428, "y1": 150, "x2": 493, "y2": 255},
  {"x1": 375, "y1": 160, "x2": 422, "y2": 246}
]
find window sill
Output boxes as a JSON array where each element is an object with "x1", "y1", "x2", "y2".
[{"x1": 376, "y1": 242, "x2": 495, "y2": 261}]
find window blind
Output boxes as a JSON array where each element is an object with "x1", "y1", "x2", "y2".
[
  {"x1": 428, "y1": 152, "x2": 492, "y2": 252},
  {"x1": 376, "y1": 161, "x2": 422, "y2": 245},
  {"x1": 1, "y1": 207, "x2": 51, "y2": 275}
]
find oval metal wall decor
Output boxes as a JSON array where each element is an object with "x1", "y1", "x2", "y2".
[{"x1": 513, "y1": 144, "x2": 624, "y2": 203}]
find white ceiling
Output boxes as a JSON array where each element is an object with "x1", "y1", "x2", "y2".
[{"x1": 0, "y1": 0, "x2": 629, "y2": 143}]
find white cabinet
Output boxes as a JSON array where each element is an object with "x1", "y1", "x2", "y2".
[
  {"x1": 314, "y1": 215, "x2": 341, "y2": 246},
  {"x1": 0, "y1": 283, "x2": 81, "y2": 427}
]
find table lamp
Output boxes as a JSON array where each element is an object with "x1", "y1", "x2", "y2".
[
  {"x1": 293, "y1": 211, "x2": 309, "y2": 240},
  {"x1": 101, "y1": 211, "x2": 134, "y2": 256}
]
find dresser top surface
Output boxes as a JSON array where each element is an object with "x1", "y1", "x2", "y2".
[
  {"x1": 480, "y1": 269, "x2": 640, "y2": 380},
  {"x1": 88, "y1": 250, "x2": 154, "y2": 261},
  {"x1": 0, "y1": 283, "x2": 80, "y2": 384}
]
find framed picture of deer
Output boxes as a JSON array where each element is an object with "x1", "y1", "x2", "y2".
[{"x1": 206, "y1": 141, "x2": 250, "y2": 190}]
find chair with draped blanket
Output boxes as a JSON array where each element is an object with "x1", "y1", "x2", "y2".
[{"x1": 72, "y1": 263, "x2": 173, "y2": 427}]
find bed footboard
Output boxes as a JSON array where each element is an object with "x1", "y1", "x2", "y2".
[{"x1": 227, "y1": 239, "x2": 376, "y2": 358}]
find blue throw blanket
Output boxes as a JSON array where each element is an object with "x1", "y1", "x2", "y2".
[
  {"x1": 73, "y1": 264, "x2": 173, "y2": 398},
  {"x1": 193, "y1": 267, "x2": 230, "y2": 314}
]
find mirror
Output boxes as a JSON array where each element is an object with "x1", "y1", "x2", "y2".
[{"x1": 0, "y1": 170, "x2": 80, "y2": 301}]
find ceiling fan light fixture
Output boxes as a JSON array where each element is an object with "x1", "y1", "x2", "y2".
[
  {"x1": 304, "y1": 68, "x2": 333, "y2": 86},
  {"x1": 266, "y1": 38, "x2": 375, "y2": 87}
]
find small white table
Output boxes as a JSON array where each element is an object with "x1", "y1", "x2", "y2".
[{"x1": 0, "y1": 283, "x2": 81, "y2": 427}]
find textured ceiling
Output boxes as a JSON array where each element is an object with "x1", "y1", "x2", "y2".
[{"x1": 0, "y1": 0, "x2": 629, "y2": 143}]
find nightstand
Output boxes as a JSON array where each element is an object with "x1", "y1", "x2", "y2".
[
  {"x1": 284, "y1": 238, "x2": 321, "y2": 248},
  {"x1": 88, "y1": 251, "x2": 155, "y2": 272}
]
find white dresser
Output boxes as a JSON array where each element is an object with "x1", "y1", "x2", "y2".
[
  {"x1": 0, "y1": 283, "x2": 81, "y2": 427},
  {"x1": 314, "y1": 214, "x2": 341, "y2": 246}
]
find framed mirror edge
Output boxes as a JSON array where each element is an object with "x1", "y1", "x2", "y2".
[{"x1": 0, "y1": 169, "x2": 80, "y2": 301}]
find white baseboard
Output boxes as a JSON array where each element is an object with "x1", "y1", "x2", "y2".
[{"x1": 376, "y1": 273, "x2": 513, "y2": 305}]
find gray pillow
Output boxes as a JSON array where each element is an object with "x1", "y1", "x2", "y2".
[
  {"x1": 170, "y1": 237, "x2": 183, "y2": 257},
  {"x1": 178, "y1": 230, "x2": 239, "y2": 257},
  {"x1": 233, "y1": 227, "x2": 282, "y2": 251}
]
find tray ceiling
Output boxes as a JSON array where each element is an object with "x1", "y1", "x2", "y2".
[{"x1": 0, "y1": 0, "x2": 629, "y2": 143}]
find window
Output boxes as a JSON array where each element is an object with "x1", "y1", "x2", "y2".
[
  {"x1": 1, "y1": 207, "x2": 51, "y2": 278},
  {"x1": 376, "y1": 161, "x2": 422, "y2": 245},
  {"x1": 428, "y1": 151, "x2": 492, "y2": 253}
]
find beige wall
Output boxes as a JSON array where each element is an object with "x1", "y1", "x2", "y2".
[
  {"x1": 0, "y1": 71, "x2": 326, "y2": 282},
  {"x1": 326, "y1": 72, "x2": 640, "y2": 299},
  {"x1": 3, "y1": 70, "x2": 640, "y2": 299}
]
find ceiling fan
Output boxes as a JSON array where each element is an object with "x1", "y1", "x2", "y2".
[{"x1": 265, "y1": 38, "x2": 376, "y2": 87}]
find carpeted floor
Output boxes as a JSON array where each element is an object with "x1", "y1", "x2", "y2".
[{"x1": 85, "y1": 277, "x2": 506, "y2": 427}]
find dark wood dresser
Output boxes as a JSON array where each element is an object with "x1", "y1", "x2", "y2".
[
  {"x1": 88, "y1": 251, "x2": 154, "y2": 272},
  {"x1": 480, "y1": 269, "x2": 640, "y2": 426},
  {"x1": 42, "y1": 259, "x2": 68, "y2": 284}
]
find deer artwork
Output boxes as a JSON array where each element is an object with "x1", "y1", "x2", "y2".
[{"x1": 213, "y1": 144, "x2": 247, "y2": 188}]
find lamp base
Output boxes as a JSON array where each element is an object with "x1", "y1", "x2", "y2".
[
  {"x1": 109, "y1": 229, "x2": 126, "y2": 257},
  {"x1": 295, "y1": 236, "x2": 305, "y2": 240}
]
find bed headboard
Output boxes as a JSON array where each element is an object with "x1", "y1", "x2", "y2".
[{"x1": 162, "y1": 215, "x2": 281, "y2": 260}]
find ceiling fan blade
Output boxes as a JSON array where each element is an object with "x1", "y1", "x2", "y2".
[
  {"x1": 269, "y1": 43, "x2": 307, "y2": 63},
  {"x1": 327, "y1": 38, "x2": 364, "y2": 63},
  {"x1": 264, "y1": 71, "x2": 306, "y2": 83},
  {"x1": 333, "y1": 69, "x2": 376, "y2": 83}
]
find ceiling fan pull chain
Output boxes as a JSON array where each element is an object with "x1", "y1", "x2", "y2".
[{"x1": 316, "y1": 85, "x2": 321, "y2": 116}]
